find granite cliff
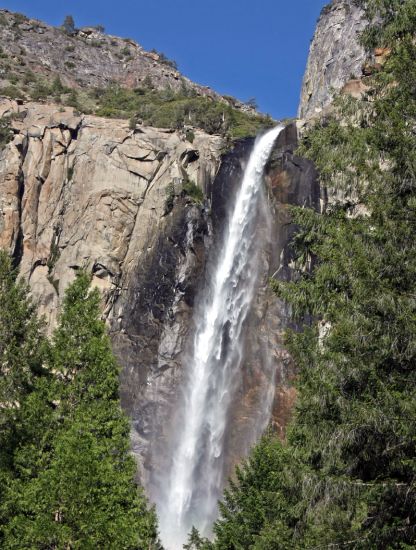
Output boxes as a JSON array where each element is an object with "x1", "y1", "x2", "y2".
[
  {"x1": 0, "y1": 0, "x2": 365, "y2": 491},
  {"x1": 299, "y1": 0, "x2": 367, "y2": 120},
  {"x1": 0, "y1": 92, "x2": 318, "y2": 487}
]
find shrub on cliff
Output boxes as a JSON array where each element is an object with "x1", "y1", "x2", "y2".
[
  {"x1": 0, "y1": 84, "x2": 24, "y2": 100},
  {"x1": 0, "y1": 117, "x2": 14, "y2": 150},
  {"x1": 150, "y1": 48, "x2": 178, "y2": 70},
  {"x1": 183, "y1": 177, "x2": 204, "y2": 204}
]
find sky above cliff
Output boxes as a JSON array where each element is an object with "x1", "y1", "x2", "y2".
[{"x1": 2, "y1": 0, "x2": 328, "y2": 119}]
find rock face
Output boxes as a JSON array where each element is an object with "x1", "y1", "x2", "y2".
[
  {"x1": 0, "y1": 96, "x2": 223, "y2": 343},
  {"x1": 264, "y1": 124, "x2": 320, "y2": 427},
  {"x1": 299, "y1": 0, "x2": 367, "y2": 119},
  {"x1": 0, "y1": 9, "x2": 206, "y2": 96},
  {"x1": 0, "y1": 94, "x2": 319, "y2": 490}
]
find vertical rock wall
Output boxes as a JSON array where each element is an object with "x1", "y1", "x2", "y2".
[{"x1": 299, "y1": 0, "x2": 367, "y2": 119}]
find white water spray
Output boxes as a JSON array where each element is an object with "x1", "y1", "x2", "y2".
[{"x1": 157, "y1": 126, "x2": 284, "y2": 548}]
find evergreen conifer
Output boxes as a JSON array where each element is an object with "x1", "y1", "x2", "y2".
[{"x1": 2, "y1": 272, "x2": 160, "y2": 548}]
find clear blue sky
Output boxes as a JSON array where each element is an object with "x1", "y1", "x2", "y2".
[{"x1": 1, "y1": 0, "x2": 328, "y2": 119}]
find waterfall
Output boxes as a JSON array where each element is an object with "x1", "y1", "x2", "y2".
[{"x1": 157, "y1": 126, "x2": 284, "y2": 549}]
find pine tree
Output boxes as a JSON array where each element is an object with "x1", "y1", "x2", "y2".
[
  {"x1": 184, "y1": 526, "x2": 213, "y2": 550},
  {"x1": 214, "y1": 436, "x2": 297, "y2": 549},
  {"x1": 0, "y1": 251, "x2": 47, "y2": 545},
  {"x1": 0, "y1": 250, "x2": 45, "y2": 414},
  {"x1": 3, "y1": 272, "x2": 160, "y2": 549}
]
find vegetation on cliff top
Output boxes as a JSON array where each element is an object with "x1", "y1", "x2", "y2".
[
  {"x1": 209, "y1": 0, "x2": 416, "y2": 548},
  {"x1": 0, "y1": 64, "x2": 273, "y2": 140},
  {"x1": 11, "y1": 75, "x2": 272, "y2": 139},
  {"x1": 93, "y1": 84, "x2": 273, "y2": 138},
  {"x1": 0, "y1": 255, "x2": 160, "y2": 548},
  {"x1": 0, "y1": 10, "x2": 274, "y2": 140}
]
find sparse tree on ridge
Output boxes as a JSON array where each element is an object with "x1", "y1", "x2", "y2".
[{"x1": 62, "y1": 15, "x2": 76, "y2": 35}]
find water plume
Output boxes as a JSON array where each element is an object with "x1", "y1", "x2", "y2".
[{"x1": 157, "y1": 126, "x2": 284, "y2": 548}]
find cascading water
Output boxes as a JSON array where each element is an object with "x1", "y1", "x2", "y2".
[{"x1": 157, "y1": 126, "x2": 284, "y2": 549}]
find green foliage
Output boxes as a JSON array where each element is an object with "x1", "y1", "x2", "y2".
[
  {"x1": 165, "y1": 182, "x2": 176, "y2": 215},
  {"x1": 150, "y1": 48, "x2": 178, "y2": 70},
  {"x1": 0, "y1": 251, "x2": 46, "y2": 417},
  {"x1": 357, "y1": 0, "x2": 416, "y2": 49},
  {"x1": 6, "y1": 72, "x2": 18, "y2": 85},
  {"x1": 214, "y1": 1, "x2": 416, "y2": 548},
  {"x1": 51, "y1": 76, "x2": 66, "y2": 94},
  {"x1": 11, "y1": 13, "x2": 27, "y2": 27},
  {"x1": 184, "y1": 526, "x2": 213, "y2": 549},
  {"x1": 228, "y1": 109, "x2": 274, "y2": 140},
  {"x1": 129, "y1": 115, "x2": 138, "y2": 130},
  {"x1": 183, "y1": 177, "x2": 204, "y2": 203},
  {"x1": 47, "y1": 237, "x2": 60, "y2": 272},
  {"x1": 186, "y1": 129, "x2": 195, "y2": 143},
  {"x1": 22, "y1": 69, "x2": 35, "y2": 85},
  {"x1": 214, "y1": 436, "x2": 298, "y2": 549},
  {"x1": 0, "y1": 117, "x2": 13, "y2": 150},
  {"x1": 92, "y1": 84, "x2": 272, "y2": 138},
  {"x1": 0, "y1": 268, "x2": 160, "y2": 548},
  {"x1": 66, "y1": 89, "x2": 80, "y2": 109},
  {"x1": 0, "y1": 85, "x2": 24, "y2": 100},
  {"x1": 0, "y1": 251, "x2": 47, "y2": 546},
  {"x1": 31, "y1": 82, "x2": 50, "y2": 101}
]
